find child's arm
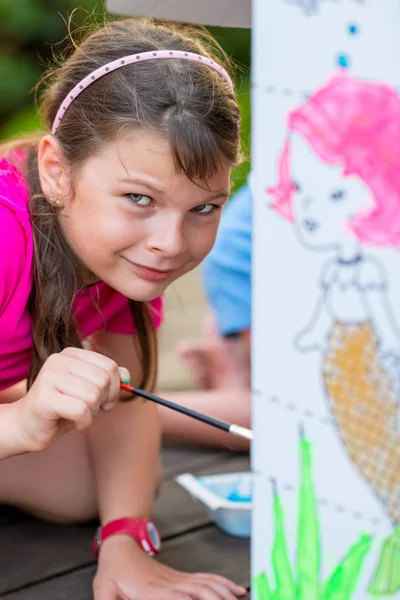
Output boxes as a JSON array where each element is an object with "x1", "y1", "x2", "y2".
[
  {"x1": 294, "y1": 259, "x2": 336, "y2": 353},
  {"x1": 0, "y1": 400, "x2": 27, "y2": 459},
  {"x1": 0, "y1": 355, "x2": 120, "y2": 462},
  {"x1": 0, "y1": 380, "x2": 28, "y2": 457},
  {"x1": 85, "y1": 330, "x2": 161, "y2": 524},
  {"x1": 294, "y1": 291, "x2": 332, "y2": 352},
  {"x1": 86, "y1": 330, "x2": 246, "y2": 600}
]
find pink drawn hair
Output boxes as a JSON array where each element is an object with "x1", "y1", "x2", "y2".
[{"x1": 268, "y1": 73, "x2": 400, "y2": 246}]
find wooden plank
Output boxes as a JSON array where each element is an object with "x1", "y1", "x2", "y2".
[
  {"x1": 0, "y1": 454, "x2": 249, "y2": 595},
  {"x1": 0, "y1": 520, "x2": 94, "y2": 594},
  {"x1": 156, "y1": 480, "x2": 211, "y2": 537},
  {"x1": 160, "y1": 526, "x2": 250, "y2": 585},
  {"x1": 161, "y1": 444, "x2": 243, "y2": 479},
  {"x1": 0, "y1": 506, "x2": 28, "y2": 526},
  {"x1": 2, "y1": 527, "x2": 250, "y2": 600}
]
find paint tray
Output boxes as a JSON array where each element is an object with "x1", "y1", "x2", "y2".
[{"x1": 176, "y1": 471, "x2": 252, "y2": 537}]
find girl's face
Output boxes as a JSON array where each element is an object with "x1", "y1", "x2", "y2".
[
  {"x1": 290, "y1": 134, "x2": 372, "y2": 250},
  {"x1": 57, "y1": 130, "x2": 231, "y2": 301}
]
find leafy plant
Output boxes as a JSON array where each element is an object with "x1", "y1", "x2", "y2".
[{"x1": 254, "y1": 436, "x2": 373, "y2": 600}]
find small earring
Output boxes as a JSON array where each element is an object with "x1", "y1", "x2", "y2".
[{"x1": 48, "y1": 196, "x2": 61, "y2": 208}]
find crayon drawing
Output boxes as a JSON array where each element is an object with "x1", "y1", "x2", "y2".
[
  {"x1": 254, "y1": 432, "x2": 374, "y2": 600},
  {"x1": 266, "y1": 72, "x2": 400, "y2": 595}
]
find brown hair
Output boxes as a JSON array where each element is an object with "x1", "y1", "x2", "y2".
[{"x1": 1, "y1": 17, "x2": 241, "y2": 390}]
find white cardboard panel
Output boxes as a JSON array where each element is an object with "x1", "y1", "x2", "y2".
[{"x1": 252, "y1": 1, "x2": 400, "y2": 598}]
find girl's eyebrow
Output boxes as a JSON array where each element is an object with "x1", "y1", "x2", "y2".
[
  {"x1": 118, "y1": 176, "x2": 230, "y2": 202},
  {"x1": 208, "y1": 191, "x2": 230, "y2": 202},
  {"x1": 117, "y1": 176, "x2": 166, "y2": 193}
]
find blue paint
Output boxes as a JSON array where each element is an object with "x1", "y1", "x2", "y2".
[
  {"x1": 227, "y1": 490, "x2": 252, "y2": 503},
  {"x1": 337, "y1": 53, "x2": 350, "y2": 68},
  {"x1": 348, "y1": 23, "x2": 359, "y2": 36},
  {"x1": 198, "y1": 473, "x2": 252, "y2": 503}
]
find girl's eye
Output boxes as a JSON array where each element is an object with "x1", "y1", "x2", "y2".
[
  {"x1": 192, "y1": 204, "x2": 218, "y2": 215},
  {"x1": 293, "y1": 180, "x2": 302, "y2": 193},
  {"x1": 125, "y1": 193, "x2": 152, "y2": 207},
  {"x1": 330, "y1": 189, "x2": 345, "y2": 202}
]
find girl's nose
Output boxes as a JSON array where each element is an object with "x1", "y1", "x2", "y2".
[
  {"x1": 302, "y1": 195, "x2": 314, "y2": 211},
  {"x1": 145, "y1": 216, "x2": 188, "y2": 257}
]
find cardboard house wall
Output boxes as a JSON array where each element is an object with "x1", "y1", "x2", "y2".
[
  {"x1": 252, "y1": 2, "x2": 400, "y2": 598},
  {"x1": 106, "y1": 2, "x2": 400, "y2": 598}
]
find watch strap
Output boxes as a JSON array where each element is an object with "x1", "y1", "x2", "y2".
[{"x1": 93, "y1": 517, "x2": 161, "y2": 559}]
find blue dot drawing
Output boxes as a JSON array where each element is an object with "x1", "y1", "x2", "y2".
[
  {"x1": 337, "y1": 54, "x2": 350, "y2": 68},
  {"x1": 348, "y1": 23, "x2": 359, "y2": 35}
]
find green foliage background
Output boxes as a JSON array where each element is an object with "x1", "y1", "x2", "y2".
[{"x1": 0, "y1": 0, "x2": 251, "y2": 190}]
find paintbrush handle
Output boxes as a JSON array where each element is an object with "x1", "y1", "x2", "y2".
[
  {"x1": 121, "y1": 383, "x2": 230, "y2": 431},
  {"x1": 120, "y1": 383, "x2": 254, "y2": 441},
  {"x1": 229, "y1": 424, "x2": 254, "y2": 441}
]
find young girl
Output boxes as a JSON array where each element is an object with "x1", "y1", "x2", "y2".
[{"x1": 0, "y1": 17, "x2": 246, "y2": 600}]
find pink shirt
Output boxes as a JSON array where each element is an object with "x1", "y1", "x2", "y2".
[{"x1": 0, "y1": 154, "x2": 163, "y2": 392}]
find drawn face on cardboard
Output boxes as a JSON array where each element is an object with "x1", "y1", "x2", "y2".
[{"x1": 290, "y1": 134, "x2": 372, "y2": 251}]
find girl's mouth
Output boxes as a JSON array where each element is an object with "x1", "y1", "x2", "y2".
[{"x1": 123, "y1": 258, "x2": 175, "y2": 282}]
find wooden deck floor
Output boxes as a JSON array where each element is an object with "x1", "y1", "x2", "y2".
[{"x1": 0, "y1": 445, "x2": 250, "y2": 599}]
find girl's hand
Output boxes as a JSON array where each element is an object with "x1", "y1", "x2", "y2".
[
  {"x1": 294, "y1": 327, "x2": 325, "y2": 353},
  {"x1": 14, "y1": 347, "x2": 128, "y2": 453},
  {"x1": 94, "y1": 535, "x2": 247, "y2": 600}
]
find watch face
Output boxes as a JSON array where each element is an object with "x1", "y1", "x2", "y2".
[{"x1": 146, "y1": 521, "x2": 161, "y2": 550}]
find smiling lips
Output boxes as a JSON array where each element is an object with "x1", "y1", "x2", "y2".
[{"x1": 124, "y1": 258, "x2": 175, "y2": 281}]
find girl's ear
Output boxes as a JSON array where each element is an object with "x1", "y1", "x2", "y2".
[{"x1": 37, "y1": 135, "x2": 69, "y2": 201}]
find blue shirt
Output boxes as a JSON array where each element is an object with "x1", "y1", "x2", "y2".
[{"x1": 202, "y1": 183, "x2": 252, "y2": 336}]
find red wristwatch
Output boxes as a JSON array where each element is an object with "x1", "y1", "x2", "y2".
[{"x1": 93, "y1": 517, "x2": 161, "y2": 559}]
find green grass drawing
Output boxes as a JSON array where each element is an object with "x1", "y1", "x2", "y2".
[
  {"x1": 254, "y1": 436, "x2": 374, "y2": 600},
  {"x1": 368, "y1": 524, "x2": 400, "y2": 596}
]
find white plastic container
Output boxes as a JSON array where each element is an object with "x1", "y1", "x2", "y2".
[{"x1": 176, "y1": 471, "x2": 252, "y2": 538}]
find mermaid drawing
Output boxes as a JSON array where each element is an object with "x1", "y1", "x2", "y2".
[{"x1": 267, "y1": 73, "x2": 400, "y2": 593}]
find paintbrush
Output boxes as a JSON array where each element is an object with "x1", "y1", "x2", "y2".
[{"x1": 120, "y1": 383, "x2": 254, "y2": 441}]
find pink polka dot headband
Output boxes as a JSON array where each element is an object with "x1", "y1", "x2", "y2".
[{"x1": 52, "y1": 50, "x2": 234, "y2": 134}]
